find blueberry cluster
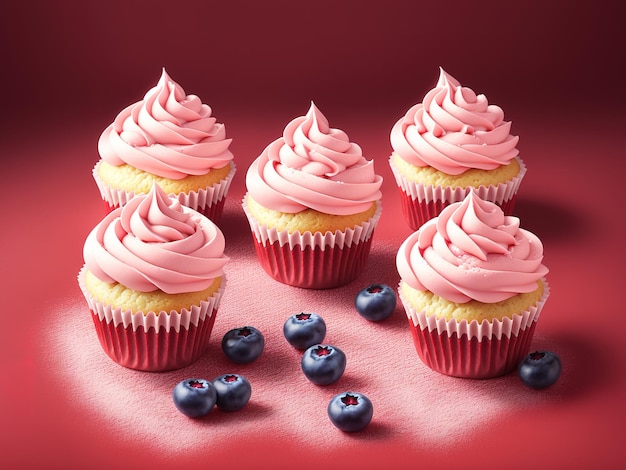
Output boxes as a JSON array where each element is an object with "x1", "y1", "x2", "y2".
[
  {"x1": 171, "y1": 286, "x2": 562, "y2": 428},
  {"x1": 172, "y1": 374, "x2": 252, "y2": 418},
  {"x1": 282, "y1": 311, "x2": 373, "y2": 432},
  {"x1": 172, "y1": 325, "x2": 265, "y2": 418}
]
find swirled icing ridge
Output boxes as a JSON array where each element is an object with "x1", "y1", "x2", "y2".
[
  {"x1": 390, "y1": 67, "x2": 519, "y2": 175},
  {"x1": 98, "y1": 68, "x2": 233, "y2": 179},
  {"x1": 246, "y1": 102, "x2": 382, "y2": 215},
  {"x1": 84, "y1": 183, "x2": 228, "y2": 294},
  {"x1": 396, "y1": 191, "x2": 548, "y2": 303}
]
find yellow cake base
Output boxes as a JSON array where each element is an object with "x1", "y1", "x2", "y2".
[
  {"x1": 245, "y1": 195, "x2": 379, "y2": 234},
  {"x1": 84, "y1": 269, "x2": 222, "y2": 315},
  {"x1": 391, "y1": 153, "x2": 521, "y2": 189},
  {"x1": 399, "y1": 279, "x2": 545, "y2": 323},
  {"x1": 97, "y1": 160, "x2": 232, "y2": 195}
]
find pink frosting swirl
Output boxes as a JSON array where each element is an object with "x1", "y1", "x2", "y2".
[
  {"x1": 84, "y1": 183, "x2": 228, "y2": 294},
  {"x1": 390, "y1": 67, "x2": 519, "y2": 175},
  {"x1": 396, "y1": 191, "x2": 548, "y2": 303},
  {"x1": 246, "y1": 102, "x2": 382, "y2": 215},
  {"x1": 98, "y1": 68, "x2": 233, "y2": 179}
]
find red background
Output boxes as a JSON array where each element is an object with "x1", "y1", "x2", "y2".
[{"x1": 1, "y1": 1, "x2": 625, "y2": 468}]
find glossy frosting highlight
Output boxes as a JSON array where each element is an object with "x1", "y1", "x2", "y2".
[
  {"x1": 98, "y1": 68, "x2": 233, "y2": 179},
  {"x1": 396, "y1": 191, "x2": 548, "y2": 303},
  {"x1": 84, "y1": 183, "x2": 228, "y2": 294},
  {"x1": 246, "y1": 102, "x2": 382, "y2": 215},
  {"x1": 391, "y1": 67, "x2": 519, "y2": 175}
]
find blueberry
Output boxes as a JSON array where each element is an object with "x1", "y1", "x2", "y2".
[
  {"x1": 518, "y1": 350, "x2": 562, "y2": 389},
  {"x1": 212, "y1": 374, "x2": 252, "y2": 411},
  {"x1": 301, "y1": 344, "x2": 346, "y2": 385},
  {"x1": 283, "y1": 312, "x2": 327, "y2": 349},
  {"x1": 327, "y1": 392, "x2": 373, "y2": 432},
  {"x1": 172, "y1": 378, "x2": 217, "y2": 418},
  {"x1": 221, "y1": 326, "x2": 265, "y2": 364},
  {"x1": 355, "y1": 284, "x2": 397, "y2": 321}
]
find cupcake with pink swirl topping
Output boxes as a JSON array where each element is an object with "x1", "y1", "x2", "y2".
[
  {"x1": 396, "y1": 190, "x2": 549, "y2": 378},
  {"x1": 78, "y1": 182, "x2": 228, "y2": 371},
  {"x1": 243, "y1": 102, "x2": 383, "y2": 289},
  {"x1": 94, "y1": 68, "x2": 235, "y2": 224},
  {"x1": 389, "y1": 67, "x2": 526, "y2": 230}
]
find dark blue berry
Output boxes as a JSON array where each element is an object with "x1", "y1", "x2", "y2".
[
  {"x1": 221, "y1": 326, "x2": 265, "y2": 364},
  {"x1": 283, "y1": 312, "x2": 327, "y2": 349},
  {"x1": 301, "y1": 344, "x2": 346, "y2": 385},
  {"x1": 518, "y1": 350, "x2": 562, "y2": 389},
  {"x1": 212, "y1": 374, "x2": 252, "y2": 411},
  {"x1": 327, "y1": 391, "x2": 373, "y2": 432},
  {"x1": 355, "y1": 284, "x2": 397, "y2": 321},
  {"x1": 172, "y1": 378, "x2": 217, "y2": 418}
]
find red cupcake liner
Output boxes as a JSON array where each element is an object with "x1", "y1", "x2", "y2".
[
  {"x1": 408, "y1": 319, "x2": 537, "y2": 379},
  {"x1": 399, "y1": 279, "x2": 549, "y2": 379},
  {"x1": 251, "y1": 235, "x2": 374, "y2": 289},
  {"x1": 242, "y1": 195, "x2": 382, "y2": 289},
  {"x1": 90, "y1": 308, "x2": 218, "y2": 372},
  {"x1": 78, "y1": 267, "x2": 225, "y2": 372},
  {"x1": 397, "y1": 188, "x2": 518, "y2": 231}
]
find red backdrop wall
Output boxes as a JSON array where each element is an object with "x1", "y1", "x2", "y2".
[{"x1": 1, "y1": 0, "x2": 622, "y2": 125}]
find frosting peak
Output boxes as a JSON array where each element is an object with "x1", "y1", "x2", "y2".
[
  {"x1": 390, "y1": 67, "x2": 519, "y2": 175},
  {"x1": 246, "y1": 102, "x2": 382, "y2": 215},
  {"x1": 396, "y1": 191, "x2": 548, "y2": 303},
  {"x1": 279, "y1": 102, "x2": 363, "y2": 177},
  {"x1": 84, "y1": 183, "x2": 228, "y2": 294},
  {"x1": 124, "y1": 181, "x2": 195, "y2": 242},
  {"x1": 98, "y1": 68, "x2": 234, "y2": 179}
]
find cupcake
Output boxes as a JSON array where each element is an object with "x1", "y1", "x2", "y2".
[
  {"x1": 94, "y1": 68, "x2": 236, "y2": 224},
  {"x1": 389, "y1": 67, "x2": 526, "y2": 230},
  {"x1": 243, "y1": 102, "x2": 383, "y2": 289},
  {"x1": 396, "y1": 190, "x2": 549, "y2": 379},
  {"x1": 78, "y1": 182, "x2": 229, "y2": 371}
]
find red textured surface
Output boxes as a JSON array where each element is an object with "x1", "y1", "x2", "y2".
[{"x1": 1, "y1": 1, "x2": 625, "y2": 469}]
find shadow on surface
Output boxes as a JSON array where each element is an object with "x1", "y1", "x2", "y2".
[
  {"x1": 457, "y1": 329, "x2": 615, "y2": 406},
  {"x1": 515, "y1": 197, "x2": 589, "y2": 242},
  {"x1": 528, "y1": 331, "x2": 616, "y2": 400}
]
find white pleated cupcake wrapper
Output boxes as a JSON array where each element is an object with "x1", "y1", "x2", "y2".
[
  {"x1": 77, "y1": 266, "x2": 225, "y2": 333},
  {"x1": 92, "y1": 160, "x2": 236, "y2": 211},
  {"x1": 389, "y1": 156, "x2": 526, "y2": 205},
  {"x1": 399, "y1": 278, "x2": 550, "y2": 342},
  {"x1": 241, "y1": 193, "x2": 382, "y2": 250}
]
